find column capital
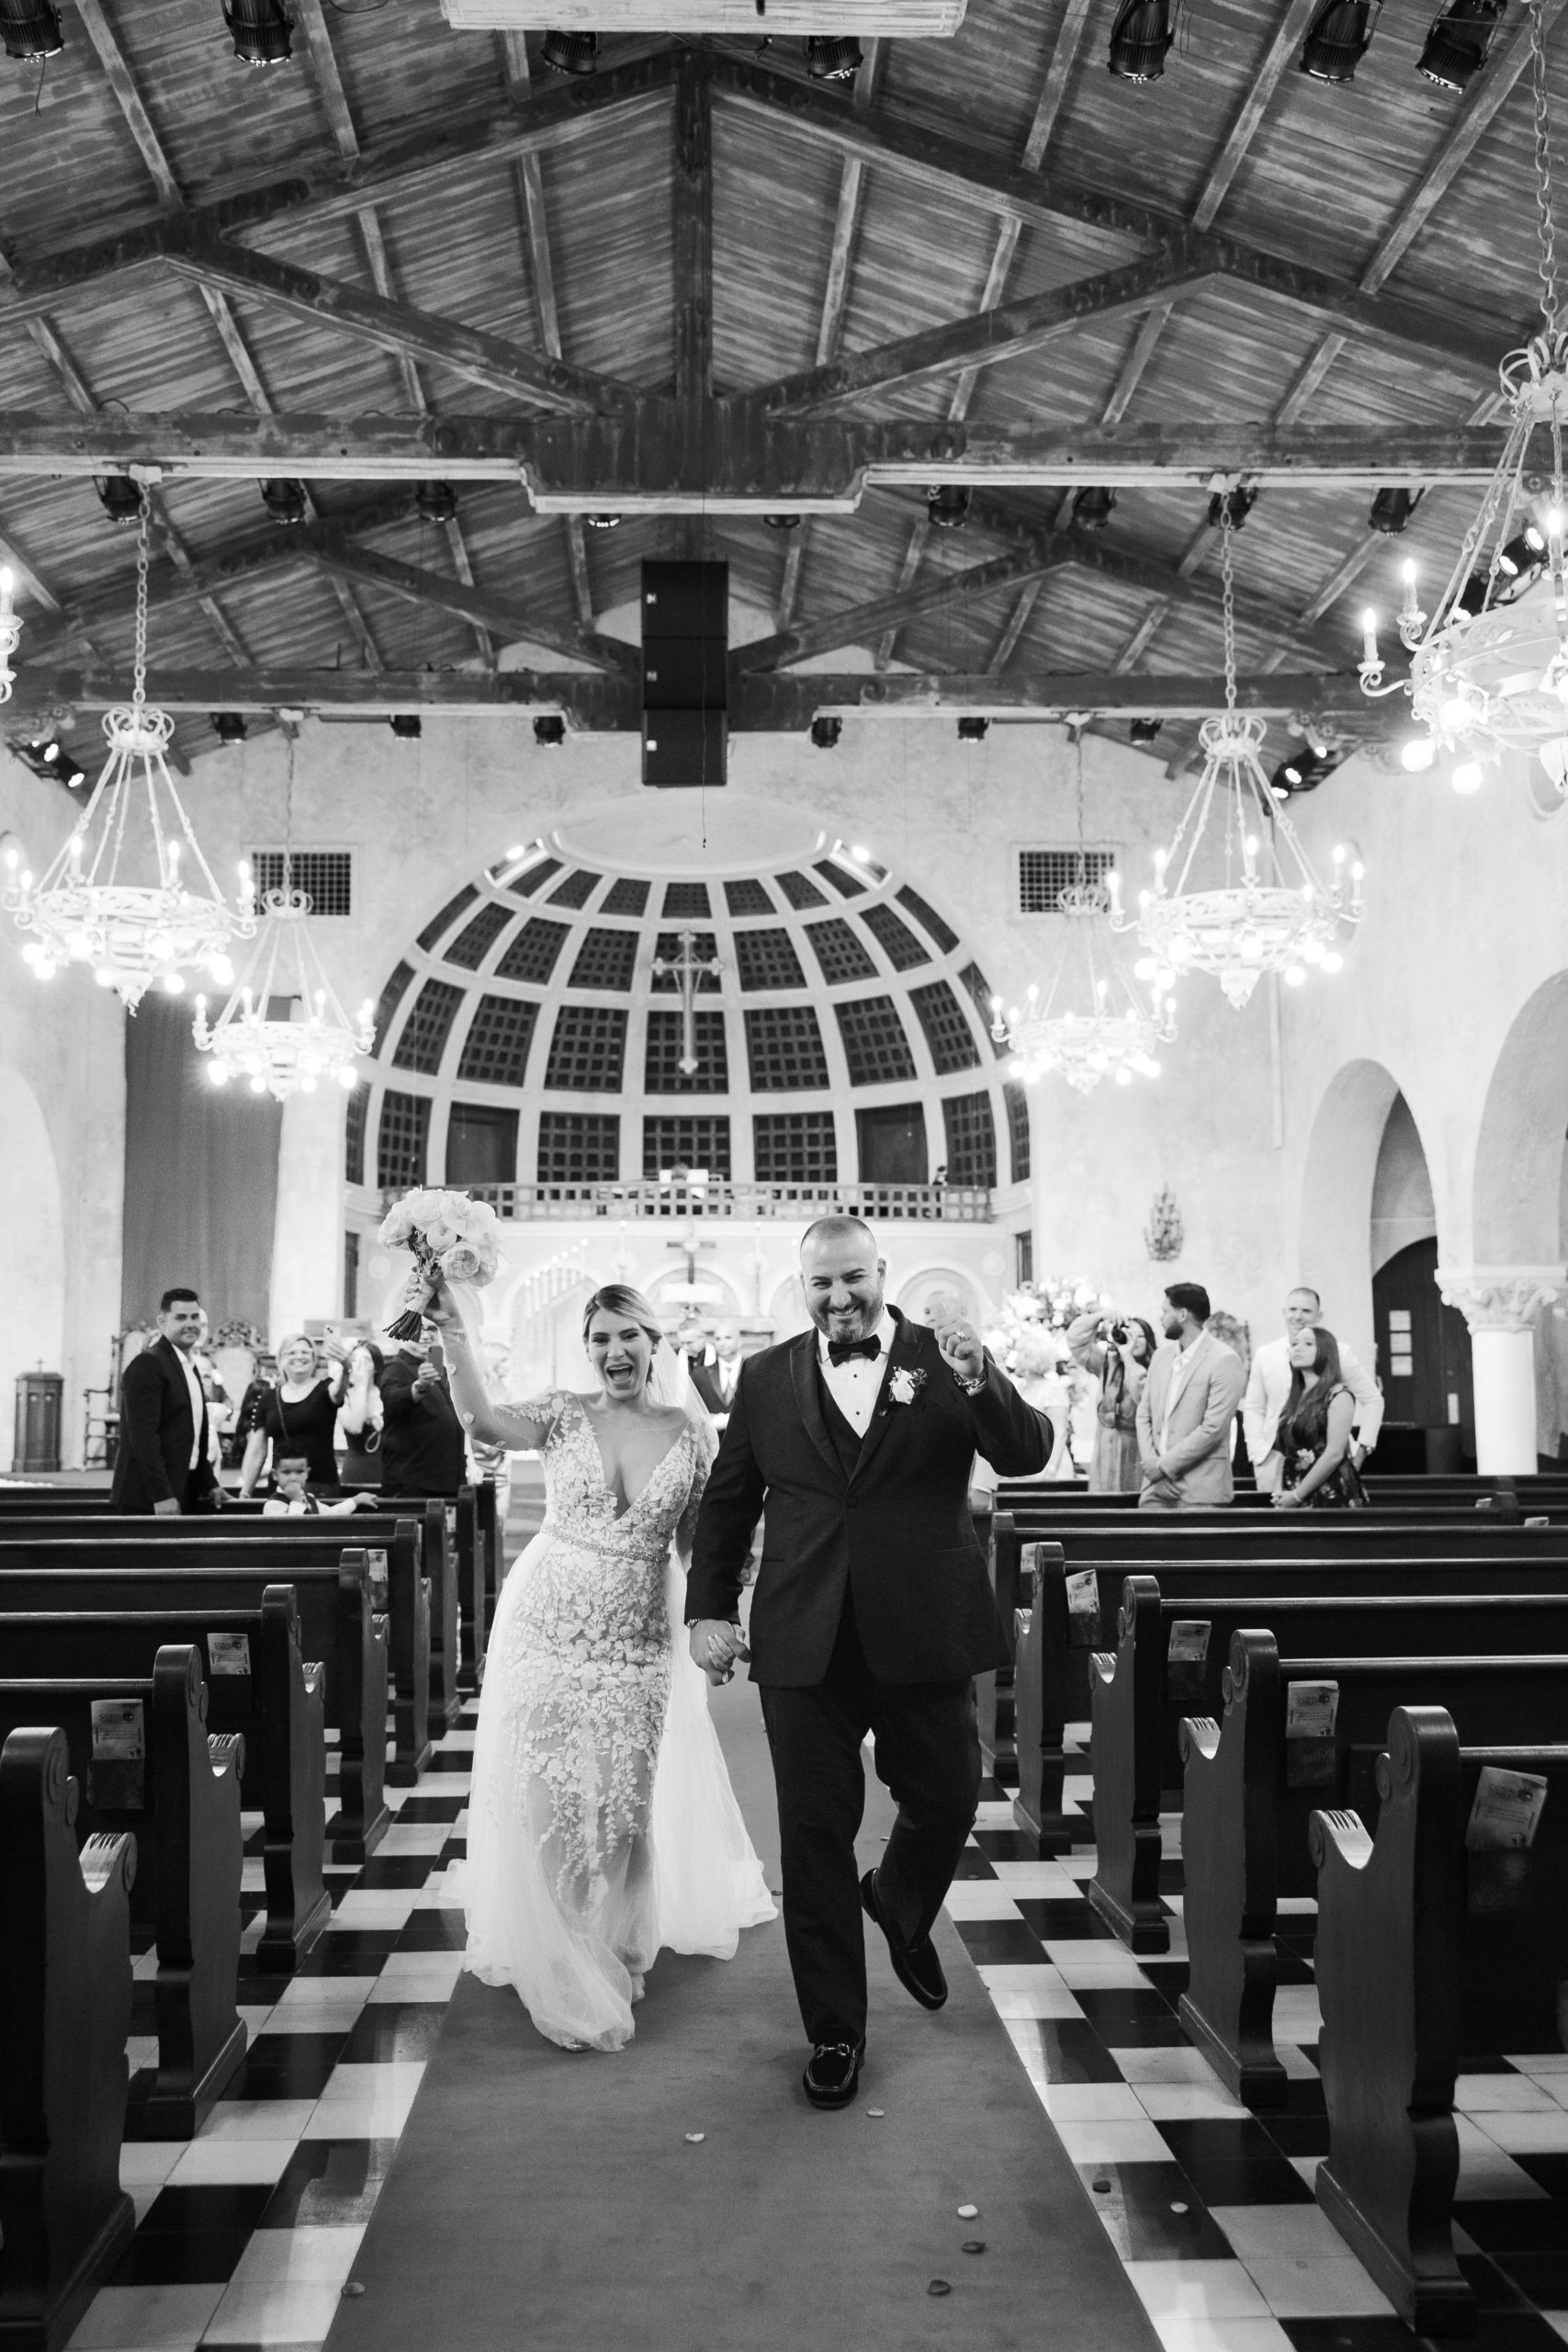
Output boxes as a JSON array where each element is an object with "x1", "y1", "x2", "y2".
[{"x1": 1434, "y1": 1264, "x2": 1565, "y2": 1332}]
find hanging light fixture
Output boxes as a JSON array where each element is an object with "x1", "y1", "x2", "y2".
[
  {"x1": 0, "y1": 567, "x2": 20, "y2": 704},
  {"x1": 0, "y1": 0, "x2": 62, "y2": 58},
  {"x1": 1115, "y1": 494, "x2": 1364, "y2": 1008},
  {"x1": 540, "y1": 28, "x2": 595, "y2": 72},
  {"x1": 1107, "y1": 0, "x2": 1175, "y2": 78},
  {"x1": 1362, "y1": 0, "x2": 1568, "y2": 794},
  {"x1": 0, "y1": 488, "x2": 254, "y2": 1009},
  {"x1": 1299, "y1": 0, "x2": 1379, "y2": 81},
  {"x1": 193, "y1": 738, "x2": 373, "y2": 1101},
  {"x1": 1417, "y1": 0, "x2": 1506, "y2": 88},
  {"x1": 807, "y1": 34, "x2": 863, "y2": 78},
  {"x1": 991, "y1": 738, "x2": 1176, "y2": 1093},
  {"x1": 221, "y1": 0, "x2": 293, "y2": 62}
]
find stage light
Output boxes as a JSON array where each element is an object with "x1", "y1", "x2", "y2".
[
  {"x1": 96, "y1": 477, "x2": 142, "y2": 525},
  {"x1": 956, "y1": 717, "x2": 989, "y2": 742},
  {"x1": 1, "y1": 1, "x2": 62, "y2": 59},
  {"x1": 389, "y1": 714, "x2": 422, "y2": 740},
  {"x1": 260, "y1": 479, "x2": 308, "y2": 526},
  {"x1": 415, "y1": 481, "x2": 458, "y2": 525},
  {"x1": 210, "y1": 712, "x2": 248, "y2": 744},
  {"x1": 764, "y1": 514, "x2": 801, "y2": 530},
  {"x1": 1494, "y1": 532, "x2": 1549, "y2": 599},
  {"x1": 1071, "y1": 486, "x2": 1118, "y2": 531},
  {"x1": 540, "y1": 28, "x2": 596, "y2": 72},
  {"x1": 534, "y1": 717, "x2": 566, "y2": 747},
  {"x1": 809, "y1": 717, "x2": 842, "y2": 750},
  {"x1": 585, "y1": 513, "x2": 621, "y2": 531},
  {"x1": 927, "y1": 485, "x2": 971, "y2": 530},
  {"x1": 1129, "y1": 718, "x2": 1163, "y2": 745},
  {"x1": 221, "y1": 0, "x2": 293, "y2": 63},
  {"x1": 1107, "y1": 0, "x2": 1174, "y2": 79},
  {"x1": 1369, "y1": 486, "x2": 1419, "y2": 534},
  {"x1": 1299, "y1": 0, "x2": 1375, "y2": 81},
  {"x1": 807, "y1": 35, "x2": 863, "y2": 78},
  {"x1": 1417, "y1": 0, "x2": 1504, "y2": 89},
  {"x1": 36, "y1": 738, "x2": 86, "y2": 788},
  {"x1": 1206, "y1": 485, "x2": 1257, "y2": 529},
  {"x1": 1269, "y1": 743, "x2": 1345, "y2": 796}
]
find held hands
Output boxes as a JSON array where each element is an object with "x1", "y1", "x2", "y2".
[
  {"x1": 935, "y1": 1318, "x2": 986, "y2": 1385},
  {"x1": 688, "y1": 1617, "x2": 750, "y2": 1686},
  {"x1": 1272, "y1": 1489, "x2": 1303, "y2": 1510}
]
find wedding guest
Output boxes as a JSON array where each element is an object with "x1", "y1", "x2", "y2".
[
  {"x1": 263, "y1": 1459, "x2": 380, "y2": 1517},
  {"x1": 338, "y1": 1339, "x2": 386, "y2": 1491},
  {"x1": 1135, "y1": 1283, "x2": 1246, "y2": 1512},
  {"x1": 237, "y1": 1332, "x2": 347, "y2": 1498},
  {"x1": 191, "y1": 1309, "x2": 231, "y2": 1476},
  {"x1": 1066, "y1": 1308, "x2": 1157, "y2": 1492},
  {"x1": 1272, "y1": 1326, "x2": 1366, "y2": 1509},
  {"x1": 1243, "y1": 1286, "x2": 1382, "y2": 1493},
  {"x1": 1206, "y1": 1309, "x2": 1253, "y2": 1476},
  {"x1": 110, "y1": 1287, "x2": 223, "y2": 1517},
  {"x1": 379, "y1": 1321, "x2": 467, "y2": 1498}
]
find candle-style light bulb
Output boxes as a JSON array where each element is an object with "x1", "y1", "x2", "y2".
[{"x1": 1360, "y1": 607, "x2": 1379, "y2": 668}]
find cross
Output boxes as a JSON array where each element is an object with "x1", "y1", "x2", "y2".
[
  {"x1": 650, "y1": 927, "x2": 724, "y2": 1075},
  {"x1": 665, "y1": 1217, "x2": 717, "y2": 1288}
]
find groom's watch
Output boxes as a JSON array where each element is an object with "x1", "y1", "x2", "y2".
[{"x1": 955, "y1": 1367, "x2": 987, "y2": 1396}]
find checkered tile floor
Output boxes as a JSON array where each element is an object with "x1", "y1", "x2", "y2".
[
  {"x1": 957, "y1": 1726, "x2": 1568, "y2": 2352},
  {"x1": 68, "y1": 1708, "x2": 478, "y2": 2352},
  {"x1": 70, "y1": 1706, "x2": 1568, "y2": 2352}
]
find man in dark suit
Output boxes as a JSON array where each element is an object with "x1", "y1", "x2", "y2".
[
  {"x1": 111, "y1": 1286, "x2": 223, "y2": 1516},
  {"x1": 379, "y1": 1324, "x2": 468, "y2": 1498},
  {"x1": 684, "y1": 1319, "x2": 744, "y2": 1420},
  {"x1": 688, "y1": 1216, "x2": 1050, "y2": 2109}
]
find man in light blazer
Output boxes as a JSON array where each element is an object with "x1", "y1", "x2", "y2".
[
  {"x1": 1243, "y1": 1284, "x2": 1383, "y2": 1493},
  {"x1": 1135, "y1": 1282, "x2": 1246, "y2": 1511}
]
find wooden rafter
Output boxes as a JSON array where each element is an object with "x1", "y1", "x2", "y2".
[
  {"x1": 1190, "y1": 0, "x2": 1325, "y2": 233},
  {"x1": 672, "y1": 51, "x2": 715, "y2": 408},
  {"x1": 303, "y1": 538, "x2": 638, "y2": 673},
  {"x1": 1022, "y1": 0, "x2": 1095, "y2": 170}
]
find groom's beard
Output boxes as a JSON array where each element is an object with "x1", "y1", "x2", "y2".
[{"x1": 811, "y1": 1289, "x2": 886, "y2": 1344}]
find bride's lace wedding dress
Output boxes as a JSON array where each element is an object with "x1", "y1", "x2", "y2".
[{"x1": 460, "y1": 1388, "x2": 774, "y2": 2052}]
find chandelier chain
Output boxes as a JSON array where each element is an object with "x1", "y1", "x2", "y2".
[
  {"x1": 132, "y1": 484, "x2": 151, "y2": 712},
  {"x1": 1219, "y1": 494, "x2": 1238, "y2": 716},
  {"x1": 1533, "y1": 0, "x2": 1561, "y2": 334}
]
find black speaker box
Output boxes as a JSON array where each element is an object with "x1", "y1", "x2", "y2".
[
  {"x1": 642, "y1": 636, "x2": 728, "y2": 710},
  {"x1": 642, "y1": 560, "x2": 728, "y2": 639},
  {"x1": 642, "y1": 708, "x2": 728, "y2": 789}
]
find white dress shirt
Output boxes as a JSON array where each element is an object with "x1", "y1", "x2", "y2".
[
  {"x1": 818, "y1": 1311, "x2": 897, "y2": 1440},
  {"x1": 714, "y1": 1351, "x2": 741, "y2": 1407},
  {"x1": 171, "y1": 1341, "x2": 207, "y2": 1472},
  {"x1": 1243, "y1": 1334, "x2": 1383, "y2": 1473}
]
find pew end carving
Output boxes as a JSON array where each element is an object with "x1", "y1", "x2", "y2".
[{"x1": 1087, "y1": 1575, "x2": 1169, "y2": 1955}]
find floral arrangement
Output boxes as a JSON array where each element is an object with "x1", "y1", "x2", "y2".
[
  {"x1": 982, "y1": 1278, "x2": 1106, "y2": 1379},
  {"x1": 378, "y1": 1188, "x2": 502, "y2": 1342}
]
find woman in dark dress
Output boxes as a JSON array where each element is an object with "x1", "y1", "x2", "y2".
[
  {"x1": 237, "y1": 1333, "x2": 347, "y2": 1497},
  {"x1": 338, "y1": 1340, "x2": 385, "y2": 1492},
  {"x1": 1272, "y1": 1326, "x2": 1366, "y2": 1510}
]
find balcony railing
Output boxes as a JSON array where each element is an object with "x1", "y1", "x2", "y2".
[{"x1": 378, "y1": 1180, "x2": 993, "y2": 1223}]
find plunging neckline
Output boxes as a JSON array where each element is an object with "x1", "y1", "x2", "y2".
[{"x1": 573, "y1": 1396, "x2": 690, "y2": 1522}]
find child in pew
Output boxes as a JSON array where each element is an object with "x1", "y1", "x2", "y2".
[{"x1": 262, "y1": 1454, "x2": 382, "y2": 1517}]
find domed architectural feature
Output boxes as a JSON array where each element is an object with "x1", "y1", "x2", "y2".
[{"x1": 348, "y1": 832, "x2": 1030, "y2": 1220}]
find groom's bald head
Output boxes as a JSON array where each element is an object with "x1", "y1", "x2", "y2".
[
  {"x1": 800, "y1": 1216, "x2": 886, "y2": 1343},
  {"x1": 800, "y1": 1213, "x2": 876, "y2": 1260}
]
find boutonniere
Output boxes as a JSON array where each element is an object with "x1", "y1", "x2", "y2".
[{"x1": 886, "y1": 1364, "x2": 927, "y2": 1409}]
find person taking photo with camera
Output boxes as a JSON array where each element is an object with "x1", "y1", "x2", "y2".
[{"x1": 1066, "y1": 1306, "x2": 1157, "y2": 1493}]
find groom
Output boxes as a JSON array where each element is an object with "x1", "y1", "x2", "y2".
[{"x1": 687, "y1": 1216, "x2": 1051, "y2": 2109}]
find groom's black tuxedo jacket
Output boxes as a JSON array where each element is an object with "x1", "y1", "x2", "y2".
[{"x1": 687, "y1": 1310, "x2": 1051, "y2": 1687}]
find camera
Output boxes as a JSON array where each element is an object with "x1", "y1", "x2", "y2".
[{"x1": 1100, "y1": 1317, "x2": 1130, "y2": 1346}]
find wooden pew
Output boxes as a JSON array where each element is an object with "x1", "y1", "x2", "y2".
[
  {"x1": 1178, "y1": 1631, "x2": 1568, "y2": 2106},
  {"x1": 1, "y1": 1587, "x2": 329, "y2": 1971},
  {"x1": 1011, "y1": 1538, "x2": 1568, "y2": 1849},
  {"x1": 1086, "y1": 1574, "x2": 1568, "y2": 1947},
  {"x1": 0, "y1": 1725, "x2": 137, "y2": 2352},
  {"x1": 1309, "y1": 1707, "x2": 1568, "y2": 2336},
  {"x1": 0, "y1": 1646, "x2": 246, "y2": 2140},
  {"x1": 0, "y1": 1548, "x2": 389, "y2": 1863},
  {"x1": 465, "y1": 1480, "x2": 494, "y2": 1689}
]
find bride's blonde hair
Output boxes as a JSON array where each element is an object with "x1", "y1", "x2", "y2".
[{"x1": 581, "y1": 1284, "x2": 665, "y2": 1352}]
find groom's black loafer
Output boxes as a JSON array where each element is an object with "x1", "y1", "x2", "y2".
[
  {"x1": 803, "y1": 2039, "x2": 865, "y2": 2109},
  {"x1": 861, "y1": 1870, "x2": 948, "y2": 2011}
]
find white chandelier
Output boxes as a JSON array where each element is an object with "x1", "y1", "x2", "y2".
[
  {"x1": 989, "y1": 738, "x2": 1176, "y2": 1092},
  {"x1": 0, "y1": 491, "x2": 254, "y2": 1008},
  {"x1": 1361, "y1": 0, "x2": 1568, "y2": 794},
  {"x1": 0, "y1": 565, "x2": 20, "y2": 703},
  {"x1": 1113, "y1": 497, "x2": 1365, "y2": 1009},
  {"x1": 194, "y1": 883, "x2": 374, "y2": 1101}
]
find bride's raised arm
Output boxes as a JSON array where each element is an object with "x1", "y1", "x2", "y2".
[{"x1": 423, "y1": 1278, "x2": 558, "y2": 1452}]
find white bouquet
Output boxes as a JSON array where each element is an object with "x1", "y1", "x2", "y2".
[{"x1": 378, "y1": 1188, "x2": 502, "y2": 1341}]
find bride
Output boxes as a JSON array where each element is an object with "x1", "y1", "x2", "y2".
[{"x1": 426, "y1": 1277, "x2": 774, "y2": 2052}]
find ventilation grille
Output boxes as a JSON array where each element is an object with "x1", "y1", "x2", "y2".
[
  {"x1": 544, "y1": 1004, "x2": 627, "y2": 1092},
  {"x1": 663, "y1": 881, "x2": 712, "y2": 919},
  {"x1": 391, "y1": 978, "x2": 464, "y2": 1074},
  {"x1": 835, "y1": 996, "x2": 917, "y2": 1087},
  {"x1": 537, "y1": 1112, "x2": 619, "y2": 1185},
  {"x1": 645, "y1": 1010, "x2": 729, "y2": 1093},
  {"x1": 549, "y1": 867, "x2": 601, "y2": 909},
  {"x1": 378, "y1": 1091, "x2": 430, "y2": 1190},
  {"x1": 651, "y1": 932, "x2": 721, "y2": 991},
  {"x1": 724, "y1": 877, "x2": 774, "y2": 916},
  {"x1": 569, "y1": 928, "x2": 640, "y2": 992},
  {"x1": 941, "y1": 1091, "x2": 997, "y2": 1187},
  {"x1": 745, "y1": 1005, "x2": 829, "y2": 1091},
  {"x1": 753, "y1": 1111, "x2": 836, "y2": 1183},
  {"x1": 496, "y1": 917, "x2": 570, "y2": 985},
  {"x1": 908, "y1": 978, "x2": 982, "y2": 1074},
  {"x1": 457, "y1": 995, "x2": 539, "y2": 1088},
  {"x1": 643, "y1": 1115, "x2": 732, "y2": 1178},
  {"x1": 445, "y1": 901, "x2": 512, "y2": 970},
  {"x1": 863, "y1": 902, "x2": 931, "y2": 970},
  {"x1": 249, "y1": 849, "x2": 352, "y2": 917},
  {"x1": 734, "y1": 928, "x2": 806, "y2": 991},
  {"x1": 1018, "y1": 847, "x2": 1118, "y2": 912},
  {"x1": 805, "y1": 918, "x2": 875, "y2": 985},
  {"x1": 602, "y1": 876, "x2": 650, "y2": 916}
]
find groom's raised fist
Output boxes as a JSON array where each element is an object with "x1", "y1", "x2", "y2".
[{"x1": 935, "y1": 1319, "x2": 986, "y2": 1385}]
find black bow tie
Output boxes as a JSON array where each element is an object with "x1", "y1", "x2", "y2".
[{"x1": 828, "y1": 1335, "x2": 882, "y2": 1366}]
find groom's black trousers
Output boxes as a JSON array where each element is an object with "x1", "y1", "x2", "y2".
[{"x1": 758, "y1": 1589, "x2": 981, "y2": 2046}]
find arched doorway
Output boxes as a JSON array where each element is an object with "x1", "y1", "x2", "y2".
[
  {"x1": 0, "y1": 1069, "x2": 66, "y2": 1472},
  {"x1": 1469, "y1": 971, "x2": 1568, "y2": 1466},
  {"x1": 1297, "y1": 1058, "x2": 1404, "y2": 1371},
  {"x1": 1372, "y1": 1238, "x2": 1474, "y2": 1472}
]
